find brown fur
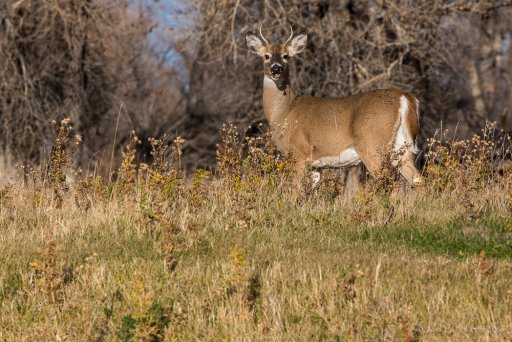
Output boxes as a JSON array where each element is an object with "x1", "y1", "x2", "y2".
[{"x1": 264, "y1": 86, "x2": 413, "y2": 171}]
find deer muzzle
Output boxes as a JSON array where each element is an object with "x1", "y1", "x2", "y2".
[{"x1": 270, "y1": 64, "x2": 283, "y2": 77}]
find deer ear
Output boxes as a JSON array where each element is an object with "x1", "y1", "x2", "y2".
[
  {"x1": 287, "y1": 33, "x2": 307, "y2": 57},
  {"x1": 246, "y1": 32, "x2": 265, "y2": 55}
]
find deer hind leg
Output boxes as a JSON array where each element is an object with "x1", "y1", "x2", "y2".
[
  {"x1": 357, "y1": 147, "x2": 423, "y2": 187},
  {"x1": 398, "y1": 150, "x2": 423, "y2": 187}
]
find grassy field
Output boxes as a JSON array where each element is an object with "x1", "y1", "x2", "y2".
[{"x1": 1, "y1": 121, "x2": 512, "y2": 341}]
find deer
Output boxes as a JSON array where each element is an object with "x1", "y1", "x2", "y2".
[{"x1": 245, "y1": 26, "x2": 423, "y2": 188}]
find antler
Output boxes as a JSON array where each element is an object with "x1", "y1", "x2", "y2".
[
  {"x1": 259, "y1": 24, "x2": 269, "y2": 45},
  {"x1": 284, "y1": 25, "x2": 294, "y2": 45}
]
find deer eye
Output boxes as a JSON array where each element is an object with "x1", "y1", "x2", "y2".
[
  {"x1": 282, "y1": 54, "x2": 289, "y2": 60},
  {"x1": 264, "y1": 54, "x2": 271, "y2": 61}
]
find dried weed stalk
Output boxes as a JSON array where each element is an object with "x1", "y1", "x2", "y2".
[{"x1": 46, "y1": 118, "x2": 81, "y2": 208}]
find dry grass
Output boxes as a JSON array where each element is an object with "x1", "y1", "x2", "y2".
[{"x1": 1, "y1": 120, "x2": 512, "y2": 340}]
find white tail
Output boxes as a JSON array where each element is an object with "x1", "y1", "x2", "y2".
[{"x1": 246, "y1": 26, "x2": 422, "y2": 186}]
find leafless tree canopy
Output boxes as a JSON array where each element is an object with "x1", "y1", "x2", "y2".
[
  {"x1": 0, "y1": 0, "x2": 183, "y2": 172},
  {"x1": 1, "y1": 0, "x2": 511, "y2": 172}
]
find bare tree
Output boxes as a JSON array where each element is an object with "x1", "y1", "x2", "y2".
[{"x1": 0, "y1": 0, "x2": 184, "y2": 174}]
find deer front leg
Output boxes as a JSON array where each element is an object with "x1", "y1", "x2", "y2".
[
  {"x1": 291, "y1": 159, "x2": 320, "y2": 189},
  {"x1": 291, "y1": 159, "x2": 306, "y2": 186}
]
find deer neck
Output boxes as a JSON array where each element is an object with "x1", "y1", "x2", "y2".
[{"x1": 263, "y1": 75, "x2": 296, "y2": 126}]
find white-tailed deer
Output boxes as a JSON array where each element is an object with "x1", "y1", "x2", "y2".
[{"x1": 246, "y1": 26, "x2": 422, "y2": 187}]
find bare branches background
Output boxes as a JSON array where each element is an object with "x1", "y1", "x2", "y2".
[
  {"x1": 0, "y1": 0, "x2": 511, "y2": 173},
  {"x1": 0, "y1": 0, "x2": 184, "y2": 173}
]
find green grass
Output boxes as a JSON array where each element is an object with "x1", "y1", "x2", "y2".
[{"x1": 346, "y1": 220, "x2": 512, "y2": 258}]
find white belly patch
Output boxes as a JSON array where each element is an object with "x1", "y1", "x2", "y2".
[{"x1": 311, "y1": 147, "x2": 362, "y2": 168}]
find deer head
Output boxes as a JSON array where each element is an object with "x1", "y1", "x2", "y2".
[{"x1": 245, "y1": 25, "x2": 307, "y2": 91}]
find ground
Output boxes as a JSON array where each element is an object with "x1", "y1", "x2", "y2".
[{"x1": 0, "y1": 122, "x2": 511, "y2": 340}]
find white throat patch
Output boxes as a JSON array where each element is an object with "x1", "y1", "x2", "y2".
[{"x1": 264, "y1": 75, "x2": 277, "y2": 87}]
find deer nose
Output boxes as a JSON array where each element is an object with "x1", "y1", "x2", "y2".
[{"x1": 271, "y1": 64, "x2": 283, "y2": 74}]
